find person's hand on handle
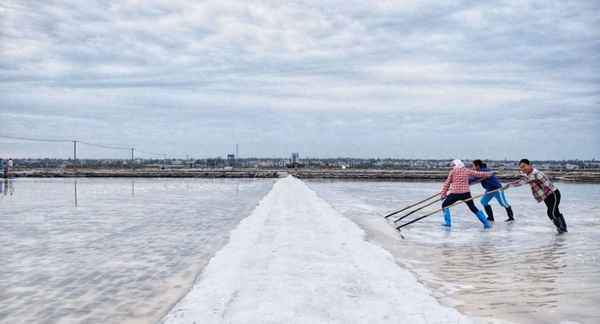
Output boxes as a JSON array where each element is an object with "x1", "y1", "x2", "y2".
[{"x1": 506, "y1": 181, "x2": 518, "y2": 188}]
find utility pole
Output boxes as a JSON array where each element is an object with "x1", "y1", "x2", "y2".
[
  {"x1": 131, "y1": 148, "x2": 135, "y2": 171},
  {"x1": 73, "y1": 140, "x2": 77, "y2": 161},
  {"x1": 73, "y1": 140, "x2": 78, "y2": 172}
]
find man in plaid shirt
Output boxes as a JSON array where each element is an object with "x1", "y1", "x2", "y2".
[{"x1": 508, "y1": 159, "x2": 567, "y2": 233}]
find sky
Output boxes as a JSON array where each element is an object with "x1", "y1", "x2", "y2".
[{"x1": 1, "y1": 0, "x2": 599, "y2": 160}]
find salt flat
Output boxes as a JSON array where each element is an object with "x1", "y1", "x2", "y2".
[{"x1": 163, "y1": 176, "x2": 504, "y2": 324}]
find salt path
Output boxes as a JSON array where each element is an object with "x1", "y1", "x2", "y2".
[{"x1": 162, "y1": 176, "x2": 508, "y2": 324}]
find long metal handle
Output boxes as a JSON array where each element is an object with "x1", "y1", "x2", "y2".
[
  {"x1": 395, "y1": 186, "x2": 508, "y2": 230},
  {"x1": 384, "y1": 192, "x2": 441, "y2": 219}
]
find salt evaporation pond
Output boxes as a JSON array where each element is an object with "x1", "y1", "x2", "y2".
[
  {"x1": 307, "y1": 180, "x2": 600, "y2": 324},
  {"x1": 2, "y1": 178, "x2": 599, "y2": 324},
  {"x1": 0, "y1": 178, "x2": 274, "y2": 324}
]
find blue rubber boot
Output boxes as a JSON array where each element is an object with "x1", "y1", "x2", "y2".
[
  {"x1": 476, "y1": 211, "x2": 492, "y2": 229},
  {"x1": 442, "y1": 209, "x2": 451, "y2": 227}
]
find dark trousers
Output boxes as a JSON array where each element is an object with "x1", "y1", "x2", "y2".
[
  {"x1": 543, "y1": 189, "x2": 567, "y2": 232},
  {"x1": 442, "y1": 192, "x2": 480, "y2": 214}
]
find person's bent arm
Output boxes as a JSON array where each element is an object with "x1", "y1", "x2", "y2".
[
  {"x1": 468, "y1": 175, "x2": 480, "y2": 185},
  {"x1": 507, "y1": 174, "x2": 529, "y2": 187},
  {"x1": 466, "y1": 169, "x2": 493, "y2": 179},
  {"x1": 441, "y1": 172, "x2": 452, "y2": 198}
]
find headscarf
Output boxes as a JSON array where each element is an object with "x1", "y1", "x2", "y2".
[{"x1": 451, "y1": 159, "x2": 464, "y2": 169}]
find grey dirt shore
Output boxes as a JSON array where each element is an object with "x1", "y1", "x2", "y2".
[{"x1": 9, "y1": 168, "x2": 600, "y2": 183}]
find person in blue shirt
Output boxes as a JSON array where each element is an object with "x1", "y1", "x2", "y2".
[{"x1": 470, "y1": 159, "x2": 514, "y2": 222}]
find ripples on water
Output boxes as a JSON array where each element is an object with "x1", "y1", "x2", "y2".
[
  {"x1": 0, "y1": 178, "x2": 273, "y2": 324},
  {"x1": 308, "y1": 180, "x2": 600, "y2": 324}
]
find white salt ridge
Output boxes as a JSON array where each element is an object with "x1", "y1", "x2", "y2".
[{"x1": 162, "y1": 176, "x2": 507, "y2": 324}]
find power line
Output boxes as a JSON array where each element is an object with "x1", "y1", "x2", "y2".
[
  {"x1": 0, "y1": 134, "x2": 168, "y2": 158},
  {"x1": 78, "y1": 140, "x2": 131, "y2": 151},
  {"x1": 137, "y1": 149, "x2": 165, "y2": 157},
  {"x1": 0, "y1": 134, "x2": 72, "y2": 143}
]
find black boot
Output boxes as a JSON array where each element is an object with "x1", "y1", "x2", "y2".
[
  {"x1": 550, "y1": 215, "x2": 565, "y2": 233},
  {"x1": 484, "y1": 205, "x2": 494, "y2": 222},
  {"x1": 557, "y1": 214, "x2": 568, "y2": 233},
  {"x1": 505, "y1": 206, "x2": 514, "y2": 222}
]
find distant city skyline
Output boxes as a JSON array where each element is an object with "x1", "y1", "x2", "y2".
[
  {"x1": 1, "y1": 1, "x2": 599, "y2": 160},
  {"x1": 12, "y1": 156, "x2": 600, "y2": 173}
]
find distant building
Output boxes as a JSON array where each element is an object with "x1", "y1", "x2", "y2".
[
  {"x1": 227, "y1": 154, "x2": 236, "y2": 167},
  {"x1": 291, "y1": 153, "x2": 300, "y2": 168},
  {"x1": 565, "y1": 163, "x2": 579, "y2": 170}
]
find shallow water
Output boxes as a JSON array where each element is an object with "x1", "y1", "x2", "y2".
[
  {"x1": 0, "y1": 178, "x2": 273, "y2": 324},
  {"x1": 307, "y1": 180, "x2": 600, "y2": 324}
]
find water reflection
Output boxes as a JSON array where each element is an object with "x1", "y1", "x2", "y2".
[
  {"x1": 433, "y1": 236, "x2": 567, "y2": 321},
  {"x1": 72, "y1": 179, "x2": 137, "y2": 207},
  {"x1": 1, "y1": 177, "x2": 14, "y2": 196},
  {"x1": 67, "y1": 179, "x2": 240, "y2": 208},
  {"x1": 74, "y1": 179, "x2": 78, "y2": 207},
  {"x1": 0, "y1": 178, "x2": 274, "y2": 324},
  {"x1": 308, "y1": 180, "x2": 600, "y2": 324}
]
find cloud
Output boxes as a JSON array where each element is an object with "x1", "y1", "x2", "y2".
[{"x1": 0, "y1": 0, "x2": 599, "y2": 159}]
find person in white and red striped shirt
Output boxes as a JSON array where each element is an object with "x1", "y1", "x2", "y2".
[{"x1": 440, "y1": 159, "x2": 494, "y2": 228}]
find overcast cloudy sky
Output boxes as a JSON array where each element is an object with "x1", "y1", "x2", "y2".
[{"x1": 1, "y1": 0, "x2": 599, "y2": 159}]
